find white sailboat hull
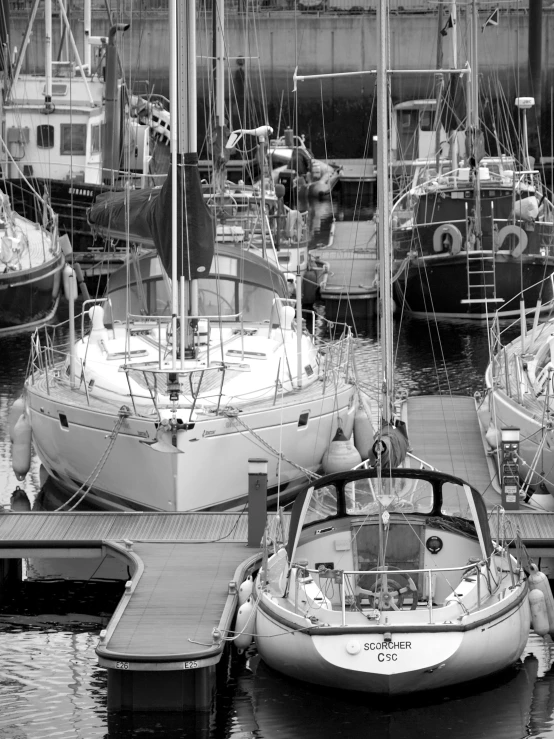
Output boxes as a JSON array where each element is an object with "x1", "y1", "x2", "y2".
[
  {"x1": 255, "y1": 592, "x2": 530, "y2": 694},
  {"x1": 27, "y1": 382, "x2": 355, "y2": 511}
]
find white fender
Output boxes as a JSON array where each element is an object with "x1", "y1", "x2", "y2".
[
  {"x1": 485, "y1": 423, "x2": 502, "y2": 450},
  {"x1": 353, "y1": 395, "x2": 374, "y2": 461},
  {"x1": 8, "y1": 396, "x2": 25, "y2": 443},
  {"x1": 235, "y1": 596, "x2": 255, "y2": 653},
  {"x1": 529, "y1": 564, "x2": 554, "y2": 634},
  {"x1": 322, "y1": 427, "x2": 362, "y2": 474},
  {"x1": 12, "y1": 412, "x2": 32, "y2": 481},
  {"x1": 433, "y1": 223, "x2": 463, "y2": 255},
  {"x1": 238, "y1": 576, "x2": 253, "y2": 607},
  {"x1": 529, "y1": 588, "x2": 549, "y2": 637},
  {"x1": 475, "y1": 392, "x2": 491, "y2": 431},
  {"x1": 62, "y1": 264, "x2": 78, "y2": 301},
  {"x1": 497, "y1": 224, "x2": 528, "y2": 258}
]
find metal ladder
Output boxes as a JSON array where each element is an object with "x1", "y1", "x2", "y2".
[{"x1": 460, "y1": 250, "x2": 503, "y2": 306}]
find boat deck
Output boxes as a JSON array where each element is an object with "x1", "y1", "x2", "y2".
[
  {"x1": 313, "y1": 221, "x2": 379, "y2": 297},
  {"x1": 406, "y1": 395, "x2": 500, "y2": 505},
  {"x1": 29, "y1": 366, "x2": 352, "y2": 417}
]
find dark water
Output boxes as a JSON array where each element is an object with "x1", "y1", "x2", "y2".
[{"x1": 0, "y1": 202, "x2": 552, "y2": 738}]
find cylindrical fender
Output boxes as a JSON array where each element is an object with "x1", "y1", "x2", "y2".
[
  {"x1": 496, "y1": 224, "x2": 528, "y2": 258},
  {"x1": 432, "y1": 224, "x2": 463, "y2": 255}
]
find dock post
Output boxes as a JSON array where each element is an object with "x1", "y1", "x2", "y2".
[{"x1": 248, "y1": 458, "x2": 268, "y2": 547}]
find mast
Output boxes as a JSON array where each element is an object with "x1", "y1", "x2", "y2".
[
  {"x1": 377, "y1": 0, "x2": 393, "y2": 424},
  {"x1": 469, "y1": 0, "x2": 482, "y2": 244},
  {"x1": 169, "y1": 0, "x2": 178, "y2": 367}
]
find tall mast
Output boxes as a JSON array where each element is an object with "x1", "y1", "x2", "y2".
[
  {"x1": 377, "y1": 0, "x2": 393, "y2": 424},
  {"x1": 469, "y1": 0, "x2": 482, "y2": 243}
]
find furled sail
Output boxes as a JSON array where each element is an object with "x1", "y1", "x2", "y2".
[
  {"x1": 88, "y1": 153, "x2": 215, "y2": 279},
  {"x1": 370, "y1": 420, "x2": 409, "y2": 469}
]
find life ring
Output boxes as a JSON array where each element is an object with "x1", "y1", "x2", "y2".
[
  {"x1": 496, "y1": 224, "x2": 528, "y2": 258},
  {"x1": 432, "y1": 223, "x2": 463, "y2": 255}
]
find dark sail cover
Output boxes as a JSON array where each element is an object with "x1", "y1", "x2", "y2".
[
  {"x1": 370, "y1": 420, "x2": 409, "y2": 469},
  {"x1": 88, "y1": 153, "x2": 214, "y2": 279}
]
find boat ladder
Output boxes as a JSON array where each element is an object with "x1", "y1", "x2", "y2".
[{"x1": 461, "y1": 250, "x2": 504, "y2": 305}]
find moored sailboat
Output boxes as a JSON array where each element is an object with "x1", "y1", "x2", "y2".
[{"x1": 18, "y1": 1, "x2": 356, "y2": 513}]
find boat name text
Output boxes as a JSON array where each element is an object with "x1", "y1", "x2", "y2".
[{"x1": 364, "y1": 641, "x2": 412, "y2": 651}]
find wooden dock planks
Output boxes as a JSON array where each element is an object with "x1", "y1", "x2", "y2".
[
  {"x1": 105, "y1": 541, "x2": 251, "y2": 658},
  {"x1": 406, "y1": 395, "x2": 498, "y2": 500}
]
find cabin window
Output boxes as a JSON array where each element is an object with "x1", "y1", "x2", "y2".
[
  {"x1": 441, "y1": 482, "x2": 472, "y2": 519},
  {"x1": 298, "y1": 411, "x2": 309, "y2": 428},
  {"x1": 60, "y1": 123, "x2": 87, "y2": 155},
  {"x1": 37, "y1": 125, "x2": 54, "y2": 149},
  {"x1": 59, "y1": 413, "x2": 69, "y2": 429},
  {"x1": 305, "y1": 484, "x2": 338, "y2": 524},
  {"x1": 420, "y1": 110, "x2": 434, "y2": 132},
  {"x1": 91, "y1": 124, "x2": 103, "y2": 154},
  {"x1": 345, "y1": 477, "x2": 434, "y2": 515}
]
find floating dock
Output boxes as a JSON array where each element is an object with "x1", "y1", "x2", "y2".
[{"x1": 0, "y1": 510, "x2": 267, "y2": 712}]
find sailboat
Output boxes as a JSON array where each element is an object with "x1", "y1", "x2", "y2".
[
  {"x1": 391, "y1": 5, "x2": 554, "y2": 320},
  {"x1": 482, "y1": 294, "x2": 554, "y2": 503},
  {"x1": 252, "y1": 0, "x2": 530, "y2": 695},
  {"x1": 18, "y1": 1, "x2": 356, "y2": 513},
  {"x1": 0, "y1": 190, "x2": 64, "y2": 336}
]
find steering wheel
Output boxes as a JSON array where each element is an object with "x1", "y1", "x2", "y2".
[
  {"x1": 199, "y1": 289, "x2": 235, "y2": 315},
  {"x1": 357, "y1": 567, "x2": 418, "y2": 611}
]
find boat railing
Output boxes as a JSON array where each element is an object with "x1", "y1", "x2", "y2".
[{"x1": 295, "y1": 556, "x2": 515, "y2": 626}]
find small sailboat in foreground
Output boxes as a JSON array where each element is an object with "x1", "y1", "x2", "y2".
[
  {"x1": 254, "y1": 467, "x2": 530, "y2": 694},
  {"x1": 252, "y1": 0, "x2": 531, "y2": 695}
]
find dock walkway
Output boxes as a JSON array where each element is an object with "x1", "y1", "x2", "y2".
[{"x1": 0, "y1": 511, "x2": 260, "y2": 712}]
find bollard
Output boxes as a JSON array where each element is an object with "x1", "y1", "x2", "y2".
[{"x1": 248, "y1": 458, "x2": 268, "y2": 547}]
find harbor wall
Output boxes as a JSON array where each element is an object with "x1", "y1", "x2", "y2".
[{"x1": 9, "y1": 9, "x2": 554, "y2": 157}]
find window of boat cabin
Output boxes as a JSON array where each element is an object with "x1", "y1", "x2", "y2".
[
  {"x1": 441, "y1": 482, "x2": 472, "y2": 519},
  {"x1": 304, "y1": 485, "x2": 339, "y2": 524},
  {"x1": 419, "y1": 109, "x2": 434, "y2": 131},
  {"x1": 60, "y1": 124, "x2": 87, "y2": 155},
  {"x1": 197, "y1": 254, "x2": 283, "y2": 321},
  {"x1": 344, "y1": 476, "x2": 434, "y2": 515},
  {"x1": 37, "y1": 125, "x2": 54, "y2": 149},
  {"x1": 108, "y1": 257, "x2": 169, "y2": 319},
  {"x1": 91, "y1": 124, "x2": 103, "y2": 155}
]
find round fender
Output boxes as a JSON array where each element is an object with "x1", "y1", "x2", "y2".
[
  {"x1": 497, "y1": 224, "x2": 528, "y2": 258},
  {"x1": 432, "y1": 223, "x2": 463, "y2": 255}
]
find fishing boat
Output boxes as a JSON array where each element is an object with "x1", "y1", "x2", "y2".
[
  {"x1": 0, "y1": 190, "x2": 64, "y2": 336},
  {"x1": 251, "y1": 0, "x2": 531, "y2": 695},
  {"x1": 390, "y1": 3, "x2": 554, "y2": 320},
  {"x1": 2, "y1": 0, "x2": 158, "y2": 266},
  {"x1": 18, "y1": 1, "x2": 355, "y2": 513}
]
